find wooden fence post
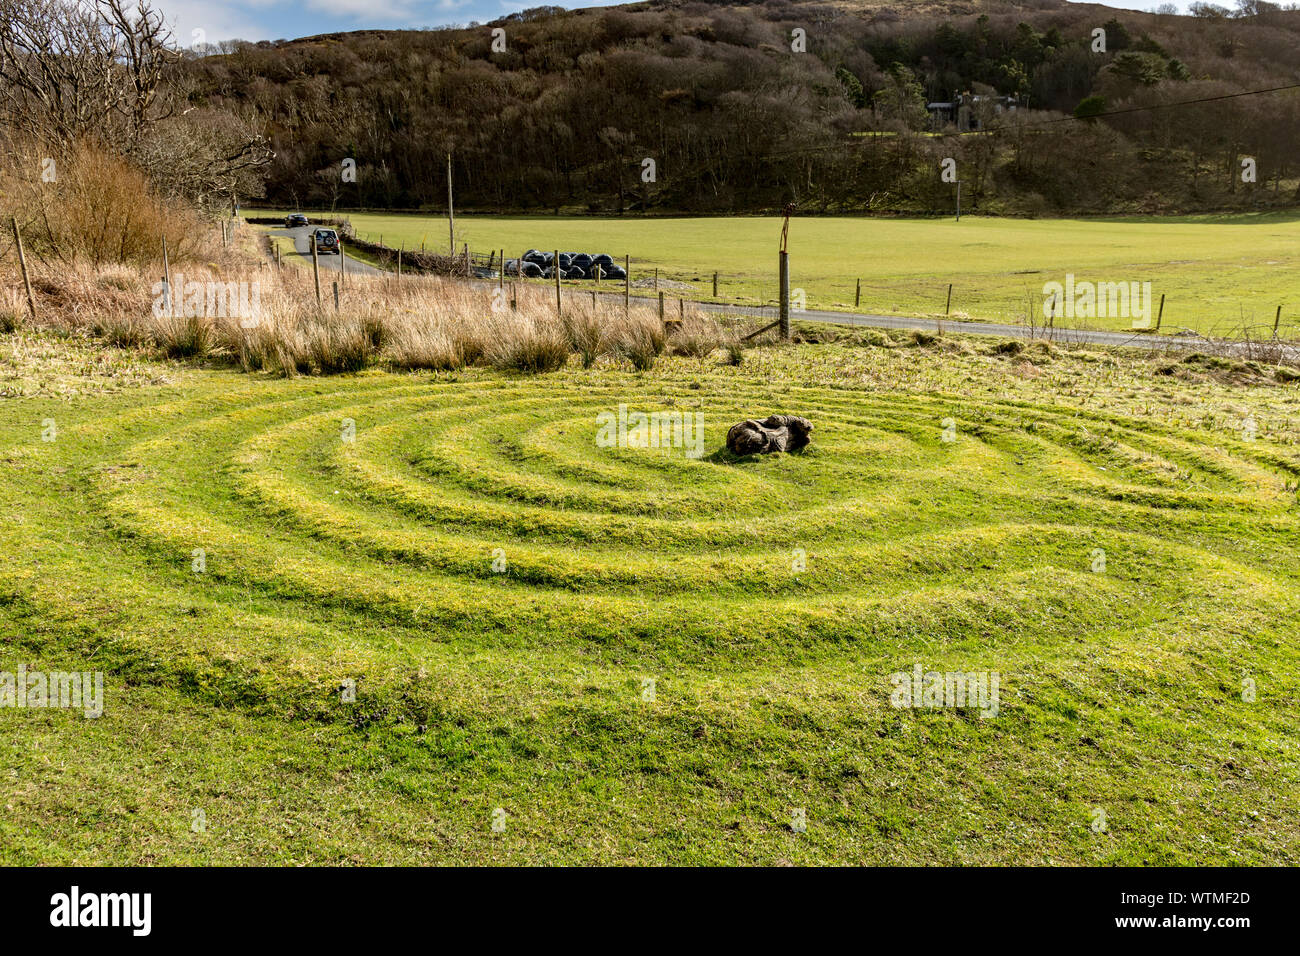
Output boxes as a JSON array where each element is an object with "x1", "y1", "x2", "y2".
[
  {"x1": 778, "y1": 250, "x2": 790, "y2": 341},
  {"x1": 945, "y1": 283, "x2": 953, "y2": 316},
  {"x1": 333, "y1": 280, "x2": 340, "y2": 312},
  {"x1": 658, "y1": 291, "x2": 665, "y2": 323},
  {"x1": 312, "y1": 237, "x2": 321, "y2": 306},
  {"x1": 11, "y1": 218, "x2": 35, "y2": 320},
  {"x1": 1274, "y1": 305, "x2": 1282, "y2": 336},
  {"x1": 162, "y1": 236, "x2": 172, "y2": 298},
  {"x1": 554, "y1": 249, "x2": 562, "y2": 315},
  {"x1": 855, "y1": 278, "x2": 861, "y2": 309},
  {"x1": 1156, "y1": 294, "x2": 1165, "y2": 331},
  {"x1": 397, "y1": 246, "x2": 403, "y2": 281},
  {"x1": 712, "y1": 272, "x2": 718, "y2": 297},
  {"x1": 624, "y1": 256, "x2": 630, "y2": 315}
]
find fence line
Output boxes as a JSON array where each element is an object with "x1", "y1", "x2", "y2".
[{"x1": 237, "y1": 217, "x2": 1296, "y2": 340}]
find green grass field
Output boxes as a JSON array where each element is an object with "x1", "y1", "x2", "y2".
[
  {"x1": 260, "y1": 211, "x2": 1300, "y2": 336},
  {"x1": 2, "y1": 327, "x2": 1298, "y2": 864}
]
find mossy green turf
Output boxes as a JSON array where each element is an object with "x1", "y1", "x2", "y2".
[
  {"x1": 260, "y1": 210, "x2": 1300, "y2": 336},
  {"x1": 2, "y1": 329, "x2": 1299, "y2": 864}
]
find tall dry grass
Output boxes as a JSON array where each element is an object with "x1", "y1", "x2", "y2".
[{"x1": 1, "y1": 240, "x2": 732, "y2": 377}]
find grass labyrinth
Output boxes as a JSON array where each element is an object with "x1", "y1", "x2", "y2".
[
  {"x1": 2, "y1": 336, "x2": 1299, "y2": 863},
  {"x1": 266, "y1": 211, "x2": 1300, "y2": 336}
]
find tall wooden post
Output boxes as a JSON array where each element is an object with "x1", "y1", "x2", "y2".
[
  {"x1": 397, "y1": 246, "x2": 403, "y2": 281},
  {"x1": 945, "y1": 283, "x2": 953, "y2": 316},
  {"x1": 658, "y1": 291, "x2": 665, "y2": 324},
  {"x1": 779, "y1": 202, "x2": 793, "y2": 341},
  {"x1": 712, "y1": 272, "x2": 718, "y2": 297},
  {"x1": 778, "y1": 252, "x2": 790, "y2": 341},
  {"x1": 333, "y1": 280, "x2": 340, "y2": 312},
  {"x1": 312, "y1": 237, "x2": 321, "y2": 306},
  {"x1": 554, "y1": 250, "x2": 562, "y2": 315},
  {"x1": 854, "y1": 278, "x2": 861, "y2": 309},
  {"x1": 162, "y1": 236, "x2": 172, "y2": 315},
  {"x1": 162, "y1": 236, "x2": 172, "y2": 296},
  {"x1": 1156, "y1": 294, "x2": 1165, "y2": 331},
  {"x1": 1274, "y1": 305, "x2": 1281, "y2": 336},
  {"x1": 11, "y1": 218, "x2": 35, "y2": 320},
  {"x1": 624, "y1": 255, "x2": 630, "y2": 315},
  {"x1": 447, "y1": 152, "x2": 455, "y2": 254}
]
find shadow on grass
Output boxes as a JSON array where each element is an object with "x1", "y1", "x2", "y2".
[{"x1": 705, "y1": 446, "x2": 815, "y2": 465}]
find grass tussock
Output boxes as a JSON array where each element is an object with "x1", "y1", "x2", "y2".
[
  {"x1": 609, "y1": 311, "x2": 668, "y2": 371},
  {"x1": 561, "y1": 306, "x2": 604, "y2": 369},
  {"x1": 669, "y1": 310, "x2": 727, "y2": 359},
  {"x1": 484, "y1": 312, "x2": 571, "y2": 373}
]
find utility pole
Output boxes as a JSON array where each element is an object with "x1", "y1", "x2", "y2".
[{"x1": 447, "y1": 152, "x2": 455, "y2": 254}]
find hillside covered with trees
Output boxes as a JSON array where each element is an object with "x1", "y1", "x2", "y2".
[{"x1": 184, "y1": 0, "x2": 1300, "y2": 215}]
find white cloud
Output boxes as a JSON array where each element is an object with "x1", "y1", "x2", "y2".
[
  {"x1": 157, "y1": 0, "x2": 272, "y2": 43},
  {"x1": 303, "y1": 0, "x2": 421, "y2": 18}
]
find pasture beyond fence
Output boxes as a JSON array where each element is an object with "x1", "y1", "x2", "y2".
[
  {"x1": 250, "y1": 211, "x2": 1297, "y2": 341},
  {"x1": 243, "y1": 214, "x2": 1299, "y2": 344}
]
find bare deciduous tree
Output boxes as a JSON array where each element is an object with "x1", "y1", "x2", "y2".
[{"x1": 0, "y1": 0, "x2": 271, "y2": 206}]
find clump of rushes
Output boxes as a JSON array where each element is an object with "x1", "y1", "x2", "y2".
[
  {"x1": 307, "y1": 318, "x2": 372, "y2": 374},
  {"x1": 669, "y1": 312, "x2": 726, "y2": 359},
  {"x1": 155, "y1": 312, "x2": 211, "y2": 359},
  {"x1": 561, "y1": 306, "x2": 603, "y2": 368},
  {"x1": 610, "y1": 312, "x2": 667, "y2": 371},
  {"x1": 485, "y1": 313, "x2": 570, "y2": 373}
]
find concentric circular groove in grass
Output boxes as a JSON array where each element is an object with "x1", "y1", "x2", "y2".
[{"x1": 55, "y1": 369, "x2": 1292, "y2": 698}]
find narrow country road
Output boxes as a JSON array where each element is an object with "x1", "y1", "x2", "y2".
[{"x1": 264, "y1": 224, "x2": 387, "y2": 276}]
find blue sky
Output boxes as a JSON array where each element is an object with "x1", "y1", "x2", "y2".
[{"x1": 159, "y1": 1, "x2": 1196, "y2": 46}]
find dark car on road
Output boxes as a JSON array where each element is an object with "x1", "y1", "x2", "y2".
[
  {"x1": 312, "y1": 228, "x2": 340, "y2": 254},
  {"x1": 286, "y1": 213, "x2": 309, "y2": 228}
]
